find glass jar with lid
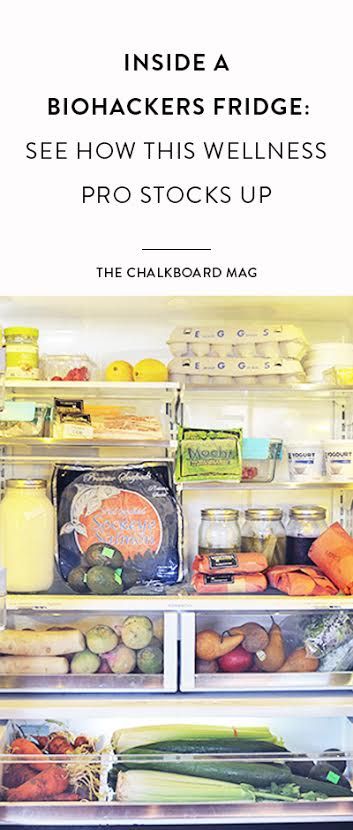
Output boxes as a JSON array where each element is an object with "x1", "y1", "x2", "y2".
[
  {"x1": 0, "y1": 479, "x2": 55, "y2": 592},
  {"x1": 241, "y1": 507, "x2": 286, "y2": 566},
  {"x1": 198, "y1": 508, "x2": 241, "y2": 566},
  {"x1": 4, "y1": 327, "x2": 39, "y2": 380},
  {"x1": 286, "y1": 505, "x2": 328, "y2": 566}
]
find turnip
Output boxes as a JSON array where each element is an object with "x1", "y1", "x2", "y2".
[{"x1": 218, "y1": 645, "x2": 254, "y2": 673}]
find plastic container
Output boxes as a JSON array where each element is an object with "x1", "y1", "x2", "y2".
[
  {"x1": 286, "y1": 505, "x2": 328, "y2": 566},
  {"x1": 0, "y1": 479, "x2": 55, "y2": 593},
  {"x1": 241, "y1": 507, "x2": 286, "y2": 565},
  {"x1": 4, "y1": 327, "x2": 39, "y2": 380},
  {"x1": 0, "y1": 402, "x2": 48, "y2": 438},
  {"x1": 287, "y1": 442, "x2": 324, "y2": 482},
  {"x1": 40, "y1": 354, "x2": 97, "y2": 382},
  {"x1": 324, "y1": 440, "x2": 353, "y2": 481},
  {"x1": 242, "y1": 438, "x2": 282, "y2": 482}
]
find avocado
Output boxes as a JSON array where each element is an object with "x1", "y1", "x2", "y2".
[
  {"x1": 67, "y1": 566, "x2": 89, "y2": 594},
  {"x1": 84, "y1": 543, "x2": 124, "y2": 570},
  {"x1": 86, "y1": 565, "x2": 124, "y2": 595}
]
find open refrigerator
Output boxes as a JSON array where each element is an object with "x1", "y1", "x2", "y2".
[{"x1": 1, "y1": 296, "x2": 353, "y2": 824}]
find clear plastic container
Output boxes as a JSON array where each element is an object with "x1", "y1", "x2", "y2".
[
  {"x1": 241, "y1": 439, "x2": 282, "y2": 482},
  {"x1": 41, "y1": 354, "x2": 97, "y2": 382},
  {"x1": 241, "y1": 507, "x2": 286, "y2": 565},
  {"x1": 286, "y1": 505, "x2": 328, "y2": 566},
  {"x1": 4, "y1": 327, "x2": 39, "y2": 380},
  {"x1": 0, "y1": 403, "x2": 48, "y2": 438}
]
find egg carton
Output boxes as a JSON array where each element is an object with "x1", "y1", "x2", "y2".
[
  {"x1": 168, "y1": 356, "x2": 306, "y2": 386},
  {"x1": 168, "y1": 324, "x2": 308, "y2": 361}
]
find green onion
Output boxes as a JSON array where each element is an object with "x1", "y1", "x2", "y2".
[
  {"x1": 116, "y1": 770, "x2": 256, "y2": 803},
  {"x1": 112, "y1": 724, "x2": 279, "y2": 753}
]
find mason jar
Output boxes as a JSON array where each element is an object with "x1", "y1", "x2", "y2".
[
  {"x1": 0, "y1": 479, "x2": 55, "y2": 592},
  {"x1": 198, "y1": 508, "x2": 241, "y2": 565},
  {"x1": 241, "y1": 507, "x2": 286, "y2": 566},
  {"x1": 286, "y1": 505, "x2": 328, "y2": 566}
]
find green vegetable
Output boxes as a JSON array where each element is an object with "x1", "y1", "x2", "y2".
[
  {"x1": 319, "y1": 639, "x2": 353, "y2": 672},
  {"x1": 304, "y1": 612, "x2": 353, "y2": 658},
  {"x1": 116, "y1": 769, "x2": 256, "y2": 803},
  {"x1": 86, "y1": 625, "x2": 119, "y2": 655},
  {"x1": 121, "y1": 756, "x2": 293, "y2": 789},
  {"x1": 70, "y1": 649, "x2": 101, "y2": 674},
  {"x1": 290, "y1": 773, "x2": 352, "y2": 798},
  {"x1": 112, "y1": 725, "x2": 280, "y2": 753},
  {"x1": 121, "y1": 616, "x2": 153, "y2": 650},
  {"x1": 126, "y1": 739, "x2": 287, "y2": 756},
  {"x1": 137, "y1": 645, "x2": 163, "y2": 674},
  {"x1": 86, "y1": 566, "x2": 124, "y2": 595}
]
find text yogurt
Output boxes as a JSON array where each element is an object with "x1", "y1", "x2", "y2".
[
  {"x1": 287, "y1": 442, "x2": 324, "y2": 482},
  {"x1": 323, "y1": 440, "x2": 353, "y2": 481}
]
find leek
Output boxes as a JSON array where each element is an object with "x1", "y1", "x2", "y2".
[
  {"x1": 116, "y1": 770, "x2": 256, "y2": 803},
  {"x1": 112, "y1": 724, "x2": 280, "y2": 753}
]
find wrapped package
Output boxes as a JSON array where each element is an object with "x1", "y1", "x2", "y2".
[
  {"x1": 192, "y1": 551, "x2": 268, "y2": 575},
  {"x1": 192, "y1": 572, "x2": 267, "y2": 594},
  {"x1": 176, "y1": 426, "x2": 242, "y2": 482},
  {"x1": 267, "y1": 564, "x2": 338, "y2": 596},
  {"x1": 304, "y1": 612, "x2": 353, "y2": 657},
  {"x1": 53, "y1": 463, "x2": 183, "y2": 587},
  {"x1": 309, "y1": 522, "x2": 353, "y2": 594}
]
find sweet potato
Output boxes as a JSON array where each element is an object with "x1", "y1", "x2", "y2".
[
  {"x1": 7, "y1": 765, "x2": 69, "y2": 801},
  {"x1": 3, "y1": 764, "x2": 34, "y2": 789},
  {"x1": 10, "y1": 739, "x2": 47, "y2": 771}
]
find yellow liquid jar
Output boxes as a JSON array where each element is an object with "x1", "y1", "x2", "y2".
[
  {"x1": 0, "y1": 479, "x2": 55, "y2": 592},
  {"x1": 5, "y1": 326, "x2": 39, "y2": 380}
]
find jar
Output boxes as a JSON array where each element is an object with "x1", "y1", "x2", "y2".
[
  {"x1": 241, "y1": 507, "x2": 286, "y2": 565},
  {"x1": 286, "y1": 505, "x2": 328, "y2": 566},
  {"x1": 4, "y1": 327, "x2": 39, "y2": 380},
  {"x1": 0, "y1": 480, "x2": 55, "y2": 592},
  {"x1": 198, "y1": 509, "x2": 241, "y2": 563}
]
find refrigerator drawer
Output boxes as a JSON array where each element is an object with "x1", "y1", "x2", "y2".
[
  {"x1": 0, "y1": 610, "x2": 178, "y2": 693},
  {"x1": 180, "y1": 609, "x2": 353, "y2": 692},
  {"x1": 0, "y1": 709, "x2": 352, "y2": 822}
]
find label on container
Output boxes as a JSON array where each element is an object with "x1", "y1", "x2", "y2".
[{"x1": 0, "y1": 402, "x2": 36, "y2": 422}]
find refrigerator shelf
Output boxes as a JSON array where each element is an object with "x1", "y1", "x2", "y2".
[
  {"x1": 7, "y1": 592, "x2": 353, "y2": 613},
  {"x1": 178, "y1": 480, "x2": 353, "y2": 490},
  {"x1": 4, "y1": 380, "x2": 180, "y2": 401}
]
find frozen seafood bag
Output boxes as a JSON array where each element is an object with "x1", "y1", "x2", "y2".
[{"x1": 53, "y1": 463, "x2": 183, "y2": 586}]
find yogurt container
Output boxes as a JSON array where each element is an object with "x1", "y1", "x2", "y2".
[
  {"x1": 287, "y1": 442, "x2": 324, "y2": 481},
  {"x1": 323, "y1": 439, "x2": 353, "y2": 481}
]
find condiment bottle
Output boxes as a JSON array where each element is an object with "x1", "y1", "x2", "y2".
[
  {"x1": 286, "y1": 505, "x2": 328, "y2": 566},
  {"x1": 0, "y1": 479, "x2": 55, "y2": 592}
]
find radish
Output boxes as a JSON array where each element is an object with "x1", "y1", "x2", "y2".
[{"x1": 218, "y1": 645, "x2": 254, "y2": 673}]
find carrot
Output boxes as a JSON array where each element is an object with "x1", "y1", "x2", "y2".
[
  {"x1": 7, "y1": 765, "x2": 69, "y2": 801},
  {"x1": 40, "y1": 792, "x2": 80, "y2": 801},
  {"x1": 10, "y1": 739, "x2": 47, "y2": 772}
]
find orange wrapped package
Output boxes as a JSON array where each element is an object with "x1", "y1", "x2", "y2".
[
  {"x1": 309, "y1": 522, "x2": 353, "y2": 594},
  {"x1": 267, "y1": 564, "x2": 338, "y2": 596},
  {"x1": 193, "y1": 551, "x2": 268, "y2": 576},
  {"x1": 192, "y1": 572, "x2": 267, "y2": 594}
]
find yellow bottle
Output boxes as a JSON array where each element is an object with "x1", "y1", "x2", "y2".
[{"x1": 0, "y1": 479, "x2": 55, "y2": 593}]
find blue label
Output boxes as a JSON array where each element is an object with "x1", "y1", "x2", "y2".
[{"x1": 0, "y1": 402, "x2": 36, "y2": 422}]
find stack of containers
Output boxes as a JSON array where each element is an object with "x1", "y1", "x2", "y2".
[
  {"x1": 303, "y1": 342, "x2": 353, "y2": 384},
  {"x1": 168, "y1": 323, "x2": 308, "y2": 386}
]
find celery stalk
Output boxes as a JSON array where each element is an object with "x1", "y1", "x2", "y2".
[
  {"x1": 112, "y1": 724, "x2": 280, "y2": 753},
  {"x1": 117, "y1": 770, "x2": 256, "y2": 803}
]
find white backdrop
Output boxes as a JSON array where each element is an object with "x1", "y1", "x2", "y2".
[{"x1": 1, "y1": 0, "x2": 352, "y2": 296}]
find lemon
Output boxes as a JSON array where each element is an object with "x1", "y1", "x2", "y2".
[
  {"x1": 133, "y1": 359, "x2": 168, "y2": 382},
  {"x1": 105, "y1": 360, "x2": 134, "y2": 382}
]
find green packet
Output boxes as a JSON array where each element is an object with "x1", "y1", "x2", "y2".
[{"x1": 175, "y1": 426, "x2": 243, "y2": 481}]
